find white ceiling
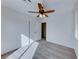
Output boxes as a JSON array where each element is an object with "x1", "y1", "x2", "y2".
[{"x1": 1, "y1": 0, "x2": 77, "y2": 15}]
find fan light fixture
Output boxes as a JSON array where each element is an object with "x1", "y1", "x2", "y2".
[{"x1": 39, "y1": 14, "x2": 46, "y2": 18}]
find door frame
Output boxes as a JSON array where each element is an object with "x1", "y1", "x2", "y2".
[{"x1": 41, "y1": 22, "x2": 47, "y2": 40}]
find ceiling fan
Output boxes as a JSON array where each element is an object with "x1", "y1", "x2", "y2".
[
  {"x1": 28, "y1": 3, "x2": 55, "y2": 18},
  {"x1": 24, "y1": 0, "x2": 31, "y2": 2}
]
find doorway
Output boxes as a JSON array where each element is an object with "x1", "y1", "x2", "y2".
[{"x1": 41, "y1": 22, "x2": 46, "y2": 40}]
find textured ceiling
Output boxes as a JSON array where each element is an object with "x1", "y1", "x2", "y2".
[{"x1": 1, "y1": 0, "x2": 77, "y2": 15}]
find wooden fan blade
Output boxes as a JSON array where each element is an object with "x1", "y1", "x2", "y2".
[
  {"x1": 44, "y1": 10, "x2": 55, "y2": 13},
  {"x1": 28, "y1": 0, "x2": 31, "y2": 2},
  {"x1": 37, "y1": 15, "x2": 39, "y2": 17},
  {"x1": 38, "y1": 3, "x2": 43, "y2": 12},
  {"x1": 28, "y1": 11, "x2": 39, "y2": 13},
  {"x1": 44, "y1": 14, "x2": 48, "y2": 17}
]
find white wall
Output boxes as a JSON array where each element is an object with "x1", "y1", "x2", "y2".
[
  {"x1": 42, "y1": 0, "x2": 77, "y2": 56},
  {"x1": 30, "y1": 18, "x2": 41, "y2": 41},
  {"x1": 74, "y1": 7, "x2": 78, "y2": 56},
  {"x1": 1, "y1": 6, "x2": 41, "y2": 54},
  {"x1": 1, "y1": 6, "x2": 25, "y2": 54},
  {"x1": 47, "y1": 13, "x2": 75, "y2": 48}
]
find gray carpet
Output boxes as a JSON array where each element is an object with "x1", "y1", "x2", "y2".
[{"x1": 33, "y1": 40, "x2": 77, "y2": 59}]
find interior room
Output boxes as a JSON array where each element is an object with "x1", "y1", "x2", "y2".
[{"x1": 1, "y1": 0, "x2": 78, "y2": 59}]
